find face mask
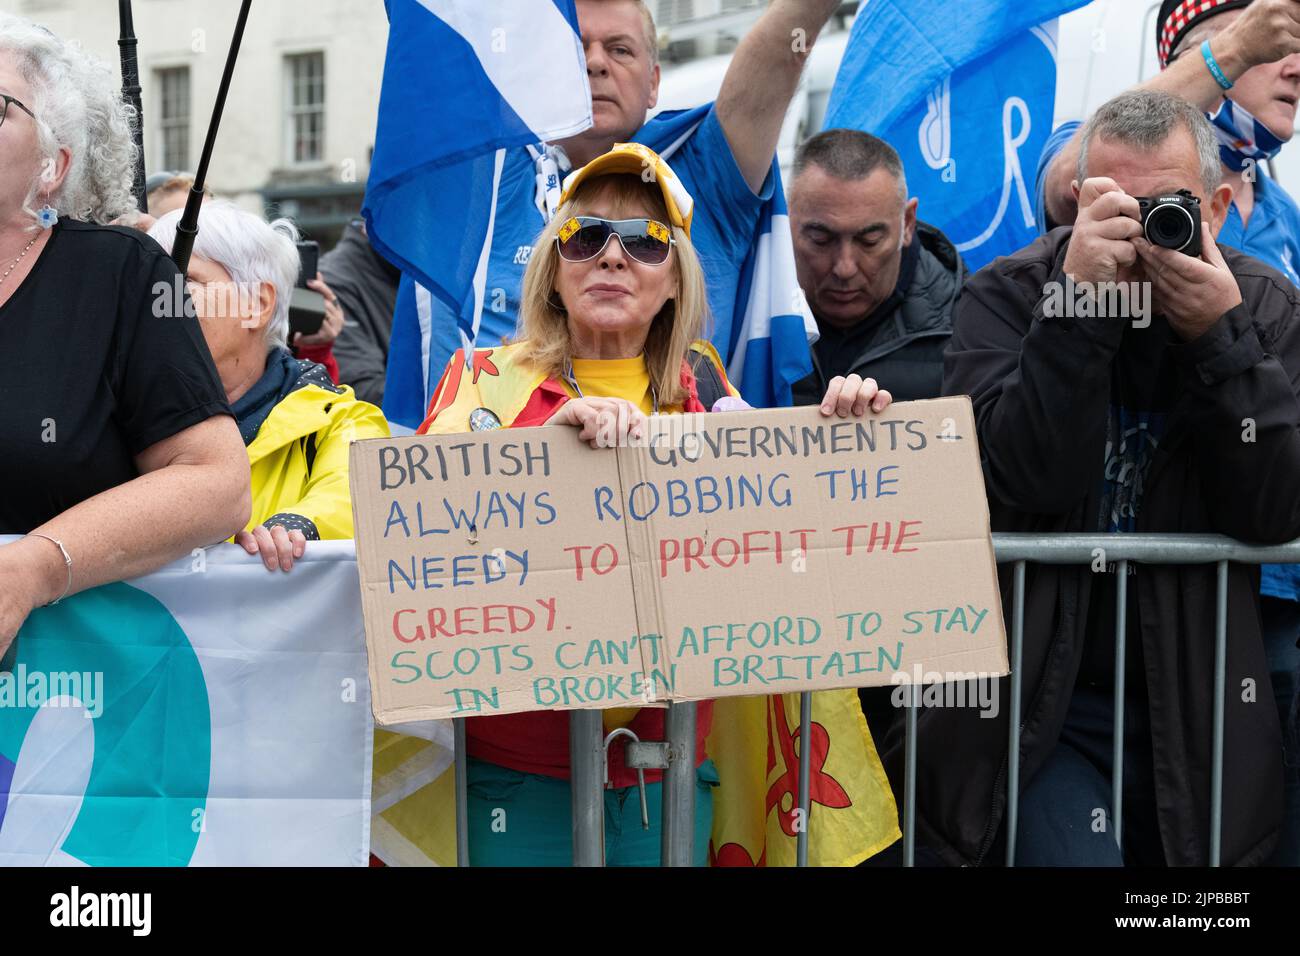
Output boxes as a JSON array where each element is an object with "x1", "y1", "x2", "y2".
[{"x1": 1206, "y1": 97, "x2": 1286, "y2": 172}]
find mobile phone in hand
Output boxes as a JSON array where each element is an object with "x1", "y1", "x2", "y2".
[
  {"x1": 290, "y1": 240, "x2": 325, "y2": 337},
  {"x1": 296, "y1": 240, "x2": 320, "y2": 288}
]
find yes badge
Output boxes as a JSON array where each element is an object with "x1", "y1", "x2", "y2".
[{"x1": 469, "y1": 407, "x2": 502, "y2": 432}]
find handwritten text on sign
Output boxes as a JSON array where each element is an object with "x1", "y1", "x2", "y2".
[{"x1": 349, "y1": 399, "x2": 1008, "y2": 724}]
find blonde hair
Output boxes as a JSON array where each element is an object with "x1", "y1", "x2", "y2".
[{"x1": 517, "y1": 174, "x2": 709, "y2": 407}]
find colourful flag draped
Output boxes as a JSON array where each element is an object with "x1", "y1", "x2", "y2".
[{"x1": 708, "y1": 692, "x2": 899, "y2": 867}]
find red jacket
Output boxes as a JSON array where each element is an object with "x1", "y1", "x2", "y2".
[{"x1": 294, "y1": 342, "x2": 339, "y2": 383}]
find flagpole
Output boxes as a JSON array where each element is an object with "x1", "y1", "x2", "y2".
[
  {"x1": 171, "y1": 0, "x2": 253, "y2": 273},
  {"x1": 117, "y1": 0, "x2": 148, "y2": 213}
]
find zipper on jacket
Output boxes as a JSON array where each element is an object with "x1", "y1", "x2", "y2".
[{"x1": 972, "y1": 718, "x2": 1026, "y2": 866}]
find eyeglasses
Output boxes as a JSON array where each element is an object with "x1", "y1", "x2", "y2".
[
  {"x1": 555, "y1": 216, "x2": 675, "y2": 266},
  {"x1": 0, "y1": 94, "x2": 35, "y2": 131}
]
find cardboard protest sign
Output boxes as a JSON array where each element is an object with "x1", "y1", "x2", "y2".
[
  {"x1": 350, "y1": 398, "x2": 1007, "y2": 724},
  {"x1": 350, "y1": 417, "x2": 659, "y2": 725}
]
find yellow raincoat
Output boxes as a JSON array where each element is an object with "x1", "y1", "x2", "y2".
[{"x1": 243, "y1": 379, "x2": 389, "y2": 539}]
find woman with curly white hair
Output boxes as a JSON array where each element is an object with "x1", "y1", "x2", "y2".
[{"x1": 0, "y1": 15, "x2": 250, "y2": 654}]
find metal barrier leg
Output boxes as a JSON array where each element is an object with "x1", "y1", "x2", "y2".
[
  {"x1": 903, "y1": 688, "x2": 918, "y2": 867},
  {"x1": 660, "y1": 701, "x2": 697, "y2": 866},
  {"x1": 1112, "y1": 560, "x2": 1128, "y2": 853},
  {"x1": 454, "y1": 717, "x2": 469, "y2": 867},
  {"x1": 1210, "y1": 560, "x2": 1228, "y2": 867},
  {"x1": 1005, "y1": 560, "x2": 1026, "y2": 866},
  {"x1": 984, "y1": 534, "x2": 1300, "y2": 867},
  {"x1": 570, "y1": 709, "x2": 605, "y2": 866},
  {"x1": 797, "y1": 692, "x2": 812, "y2": 867}
]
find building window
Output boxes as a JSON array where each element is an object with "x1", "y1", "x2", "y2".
[
  {"x1": 285, "y1": 52, "x2": 325, "y2": 165},
  {"x1": 656, "y1": 0, "x2": 696, "y2": 26},
  {"x1": 156, "y1": 67, "x2": 190, "y2": 172}
]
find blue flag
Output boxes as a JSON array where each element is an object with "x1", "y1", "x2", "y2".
[
  {"x1": 725, "y1": 160, "x2": 816, "y2": 412},
  {"x1": 824, "y1": 0, "x2": 1090, "y2": 271},
  {"x1": 363, "y1": 0, "x2": 592, "y2": 361}
]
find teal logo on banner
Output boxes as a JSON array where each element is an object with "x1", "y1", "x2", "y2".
[{"x1": 0, "y1": 583, "x2": 211, "y2": 866}]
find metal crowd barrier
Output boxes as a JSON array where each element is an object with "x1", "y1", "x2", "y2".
[{"x1": 449, "y1": 533, "x2": 1300, "y2": 867}]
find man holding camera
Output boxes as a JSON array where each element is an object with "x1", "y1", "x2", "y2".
[
  {"x1": 894, "y1": 89, "x2": 1300, "y2": 866},
  {"x1": 1034, "y1": 0, "x2": 1300, "y2": 867}
]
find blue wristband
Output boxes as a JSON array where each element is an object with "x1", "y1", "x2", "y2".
[{"x1": 1201, "y1": 39, "x2": 1234, "y2": 91}]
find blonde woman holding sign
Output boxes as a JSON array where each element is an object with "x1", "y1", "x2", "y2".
[{"x1": 418, "y1": 144, "x2": 899, "y2": 866}]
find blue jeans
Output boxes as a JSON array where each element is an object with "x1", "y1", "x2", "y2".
[
  {"x1": 1263, "y1": 597, "x2": 1300, "y2": 866},
  {"x1": 1013, "y1": 685, "x2": 1164, "y2": 866},
  {"x1": 465, "y1": 757, "x2": 718, "y2": 866}
]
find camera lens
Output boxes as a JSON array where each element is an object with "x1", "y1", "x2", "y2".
[{"x1": 1145, "y1": 203, "x2": 1194, "y2": 251}]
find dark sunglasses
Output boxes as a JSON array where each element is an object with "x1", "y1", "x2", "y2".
[
  {"x1": 556, "y1": 216, "x2": 675, "y2": 266},
  {"x1": 0, "y1": 94, "x2": 35, "y2": 130}
]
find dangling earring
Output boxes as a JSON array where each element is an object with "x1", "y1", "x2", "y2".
[{"x1": 36, "y1": 200, "x2": 57, "y2": 229}]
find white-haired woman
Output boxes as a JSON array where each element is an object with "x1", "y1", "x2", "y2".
[
  {"x1": 149, "y1": 202, "x2": 388, "y2": 569},
  {"x1": 0, "y1": 16, "x2": 249, "y2": 655}
]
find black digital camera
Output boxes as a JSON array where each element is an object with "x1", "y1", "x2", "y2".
[{"x1": 1137, "y1": 189, "x2": 1202, "y2": 257}]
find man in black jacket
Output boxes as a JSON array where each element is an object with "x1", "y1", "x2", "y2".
[
  {"x1": 789, "y1": 129, "x2": 965, "y2": 408},
  {"x1": 897, "y1": 89, "x2": 1300, "y2": 866}
]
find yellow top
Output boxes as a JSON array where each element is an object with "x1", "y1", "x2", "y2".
[{"x1": 564, "y1": 354, "x2": 655, "y2": 415}]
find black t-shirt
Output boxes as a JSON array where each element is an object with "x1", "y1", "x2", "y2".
[
  {"x1": 1076, "y1": 315, "x2": 1179, "y2": 693},
  {"x1": 0, "y1": 219, "x2": 231, "y2": 533}
]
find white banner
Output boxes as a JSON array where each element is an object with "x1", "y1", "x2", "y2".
[{"x1": 0, "y1": 540, "x2": 372, "y2": 866}]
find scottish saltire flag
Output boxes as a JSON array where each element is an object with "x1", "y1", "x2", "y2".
[
  {"x1": 724, "y1": 162, "x2": 814, "y2": 411},
  {"x1": 0, "y1": 541, "x2": 372, "y2": 866},
  {"x1": 825, "y1": 0, "x2": 1090, "y2": 271},
  {"x1": 363, "y1": 0, "x2": 592, "y2": 376}
]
